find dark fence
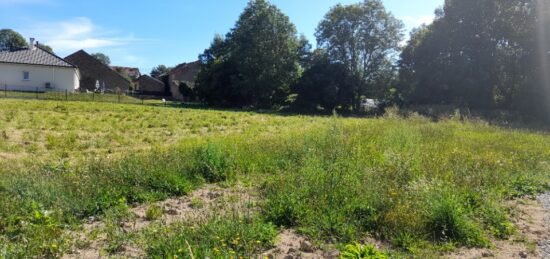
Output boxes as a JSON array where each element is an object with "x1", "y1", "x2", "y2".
[{"x1": 0, "y1": 86, "x2": 172, "y2": 105}]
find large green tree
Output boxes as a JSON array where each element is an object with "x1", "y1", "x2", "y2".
[
  {"x1": 399, "y1": 0, "x2": 550, "y2": 119},
  {"x1": 316, "y1": 0, "x2": 404, "y2": 110},
  {"x1": 0, "y1": 29, "x2": 28, "y2": 51},
  {"x1": 196, "y1": 0, "x2": 302, "y2": 108},
  {"x1": 293, "y1": 50, "x2": 357, "y2": 112}
]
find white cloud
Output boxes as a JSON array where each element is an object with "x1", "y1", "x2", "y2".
[
  {"x1": 20, "y1": 17, "x2": 141, "y2": 54},
  {"x1": 0, "y1": 0, "x2": 50, "y2": 5},
  {"x1": 401, "y1": 15, "x2": 435, "y2": 28}
]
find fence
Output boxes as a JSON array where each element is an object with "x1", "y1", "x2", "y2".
[{"x1": 0, "y1": 86, "x2": 170, "y2": 106}]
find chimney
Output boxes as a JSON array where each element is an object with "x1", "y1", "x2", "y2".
[{"x1": 29, "y1": 38, "x2": 36, "y2": 50}]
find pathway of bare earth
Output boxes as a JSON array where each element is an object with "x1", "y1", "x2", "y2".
[
  {"x1": 63, "y1": 184, "x2": 256, "y2": 258},
  {"x1": 537, "y1": 193, "x2": 550, "y2": 258},
  {"x1": 61, "y1": 182, "x2": 550, "y2": 259}
]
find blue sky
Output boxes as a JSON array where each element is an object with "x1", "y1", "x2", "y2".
[{"x1": 0, "y1": 0, "x2": 442, "y2": 74}]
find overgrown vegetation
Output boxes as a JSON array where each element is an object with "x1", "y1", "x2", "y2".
[{"x1": 0, "y1": 99, "x2": 548, "y2": 257}]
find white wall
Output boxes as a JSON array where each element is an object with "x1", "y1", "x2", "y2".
[{"x1": 0, "y1": 63, "x2": 79, "y2": 92}]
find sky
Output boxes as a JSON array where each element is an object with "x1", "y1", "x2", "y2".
[{"x1": 0, "y1": 0, "x2": 443, "y2": 74}]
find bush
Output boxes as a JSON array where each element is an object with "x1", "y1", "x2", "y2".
[
  {"x1": 340, "y1": 242, "x2": 388, "y2": 259},
  {"x1": 426, "y1": 195, "x2": 488, "y2": 247},
  {"x1": 145, "y1": 205, "x2": 163, "y2": 221},
  {"x1": 262, "y1": 191, "x2": 305, "y2": 227}
]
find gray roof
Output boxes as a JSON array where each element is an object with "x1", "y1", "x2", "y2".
[
  {"x1": 0, "y1": 47, "x2": 76, "y2": 68},
  {"x1": 139, "y1": 75, "x2": 164, "y2": 84}
]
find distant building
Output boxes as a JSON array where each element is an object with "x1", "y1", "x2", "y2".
[
  {"x1": 135, "y1": 75, "x2": 168, "y2": 95},
  {"x1": 168, "y1": 61, "x2": 201, "y2": 101},
  {"x1": 0, "y1": 38, "x2": 80, "y2": 92},
  {"x1": 65, "y1": 50, "x2": 132, "y2": 93},
  {"x1": 111, "y1": 66, "x2": 141, "y2": 80}
]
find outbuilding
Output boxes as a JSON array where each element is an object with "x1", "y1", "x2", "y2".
[{"x1": 135, "y1": 75, "x2": 168, "y2": 95}]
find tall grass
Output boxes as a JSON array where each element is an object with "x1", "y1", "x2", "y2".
[{"x1": 0, "y1": 101, "x2": 549, "y2": 257}]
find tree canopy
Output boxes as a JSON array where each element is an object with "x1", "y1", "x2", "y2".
[
  {"x1": 150, "y1": 65, "x2": 172, "y2": 78},
  {"x1": 293, "y1": 50, "x2": 357, "y2": 112},
  {"x1": 399, "y1": 0, "x2": 550, "y2": 120},
  {"x1": 0, "y1": 29, "x2": 28, "y2": 51},
  {"x1": 37, "y1": 43, "x2": 53, "y2": 53},
  {"x1": 315, "y1": 0, "x2": 404, "y2": 110},
  {"x1": 195, "y1": 0, "x2": 302, "y2": 108},
  {"x1": 91, "y1": 53, "x2": 111, "y2": 66}
]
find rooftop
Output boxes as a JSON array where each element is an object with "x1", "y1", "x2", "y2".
[{"x1": 0, "y1": 47, "x2": 76, "y2": 68}]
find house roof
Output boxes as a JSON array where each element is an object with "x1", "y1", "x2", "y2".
[
  {"x1": 111, "y1": 66, "x2": 141, "y2": 79},
  {"x1": 65, "y1": 50, "x2": 132, "y2": 84},
  {"x1": 0, "y1": 47, "x2": 76, "y2": 68},
  {"x1": 138, "y1": 75, "x2": 164, "y2": 85},
  {"x1": 169, "y1": 60, "x2": 201, "y2": 82},
  {"x1": 171, "y1": 60, "x2": 201, "y2": 74}
]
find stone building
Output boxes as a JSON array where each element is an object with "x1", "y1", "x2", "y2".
[
  {"x1": 65, "y1": 50, "x2": 132, "y2": 92},
  {"x1": 167, "y1": 61, "x2": 201, "y2": 101},
  {"x1": 135, "y1": 75, "x2": 168, "y2": 95}
]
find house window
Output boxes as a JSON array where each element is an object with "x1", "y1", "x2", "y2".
[{"x1": 22, "y1": 71, "x2": 30, "y2": 81}]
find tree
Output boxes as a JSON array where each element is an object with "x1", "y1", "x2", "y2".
[
  {"x1": 37, "y1": 43, "x2": 53, "y2": 53},
  {"x1": 0, "y1": 29, "x2": 28, "y2": 51},
  {"x1": 91, "y1": 53, "x2": 111, "y2": 66},
  {"x1": 196, "y1": 34, "x2": 243, "y2": 106},
  {"x1": 150, "y1": 65, "x2": 172, "y2": 78},
  {"x1": 293, "y1": 50, "x2": 357, "y2": 112},
  {"x1": 195, "y1": 0, "x2": 302, "y2": 108},
  {"x1": 399, "y1": 0, "x2": 550, "y2": 120},
  {"x1": 316, "y1": 0, "x2": 404, "y2": 110}
]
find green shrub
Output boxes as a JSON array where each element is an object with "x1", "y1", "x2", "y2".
[
  {"x1": 426, "y1": 195, "x2": 488, "y2": 247},
  {"x1": 262, "y1": 191, "x2": 305, "y2": 227},
  {"x1": 340, "y1": 242, "x2": 388, "y2": 259},
  {"x1": 478, "y1": 204, "x2": 515, "y2": 239},
  {"x1": 508, "y1": 176, "x2": 545, "y2": 197},
  {"x1": 145, "y1": 205, "x2": 164, "y2": 221}
]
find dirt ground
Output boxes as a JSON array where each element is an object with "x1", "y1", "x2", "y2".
[{"x1": 62, "y1": 187, "x2": 550, "y2": 259}]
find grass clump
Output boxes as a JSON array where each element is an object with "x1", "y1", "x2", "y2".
[
  {"x1": 194, "y1": 142, "x2": 234, "y2": 182},
  {"x1": 426, "y1": 194, "x2": 488, "y2": 247},
  {"x1": 145, "y1": 205, "x2": 164, "y2": 221},
  {"x1": 340, "y1": 242, "x2": 388, "y2": 259},
  {"x1": 145, "y1": 216, "x2": 277, "y2": 258}
]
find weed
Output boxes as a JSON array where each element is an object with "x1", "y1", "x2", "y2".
[
  {"x1": 145, "y1": 215, "x2": 277, "y2": 258},
  {"x1": 340, "y1": 242, "x2": 388, "y2": 259},
  {"x1": 145, "y1": 205, "x2": 164, "y2": 221},
  {"x1": 426, "y1": 194, "x2": 488, "y2": 247},
  {"x1": 190, "y1": 197, "x2": 204, "y2": 209},
  {"x1": 194, "y1": 142, "x2": 233, "y2": 182}
]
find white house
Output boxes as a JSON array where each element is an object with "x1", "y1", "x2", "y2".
[{"x1": 0, "y1": 38, "x2": 80, "y2": 92}]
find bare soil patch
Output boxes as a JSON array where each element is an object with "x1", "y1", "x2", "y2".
[
  {"x1": 63, "y1": 184, "x2": 256, "y2": 258},
  {"x1": 262, "y1": 230, "x2": 340, "y2": 259},
  {"x1": 447, "y1": 198, "x2": 549, "y2": 259}
]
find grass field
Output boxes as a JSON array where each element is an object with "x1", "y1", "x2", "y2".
[{"x1": 0, "y1": 99, "x2": 549, "y2": 258}]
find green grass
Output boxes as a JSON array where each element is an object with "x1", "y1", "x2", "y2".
[
  {"x1": 0, "y1": 99, "x2": 549, "y2": 257},
  {"x1": 0, "y1": 90, "x2": 146, "y2": 103}
]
